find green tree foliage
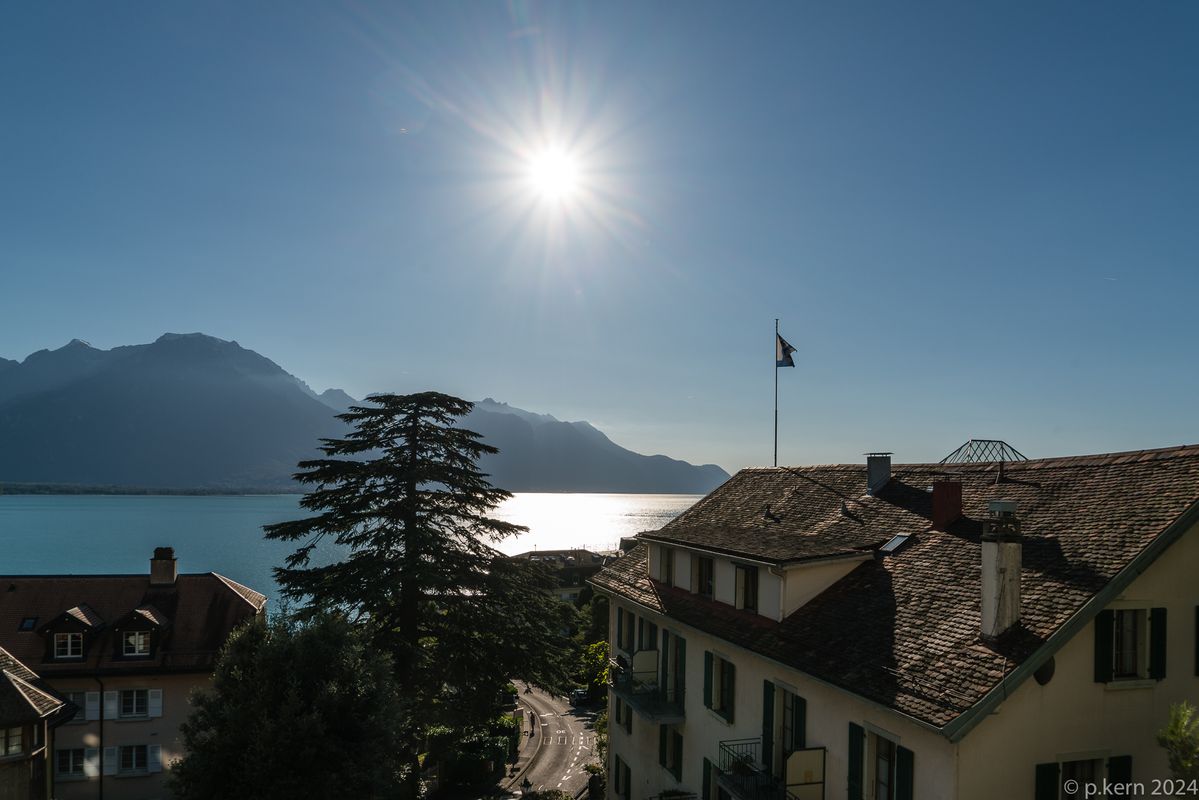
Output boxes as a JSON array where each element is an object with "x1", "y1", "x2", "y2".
[
  {"x1": 170, "y1": 613, "x2": 407, "y2": 800},
  {"x1": 576, "y1": 640, "x2": 610, "y2": 700},
  {"x1": 575, "y1": 593, "x2": 609, "y2": 646},
  {"x1": 264, "y1": 392, "x2": 575, "y2": 792},
  {"x1": 1157, "y1": 700, "x2": 1199, "y2": 780}
]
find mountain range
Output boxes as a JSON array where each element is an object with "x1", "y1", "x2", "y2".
[{"x1": 0, "y1": 334, "x2": 729, "y2": 493}]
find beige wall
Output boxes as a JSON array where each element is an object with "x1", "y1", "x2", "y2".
[
  {"x1": 49, "y1": 672, "x2": 205, "y2": 800},
  {"x1": 607, "y1": 598, "x2": 958, "y2": 800},
  {"x1": 959, "y1": 519, "x2": 1199, "y2": 799}
]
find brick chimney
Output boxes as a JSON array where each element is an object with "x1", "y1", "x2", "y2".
[
  {"x1": 150, "y1": 547, "x2": 177, "y2": 586},
  {"x1": 866, "y1": 453, "x2": 892, "y2": 495},
  {"x1": 981, "y1": 500, "x2": 1021, "y2": 640},
  {"x1": 932, "y1": 478, "x2": 963, "y2": 529}
]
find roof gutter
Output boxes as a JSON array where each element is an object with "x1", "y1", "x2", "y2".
[
  {"x1": 635, "y1": 534, "x2": 874, "y2": 569},
  {"x1": 941, "y1": 497, "x2": 1199, "y2": 743}
]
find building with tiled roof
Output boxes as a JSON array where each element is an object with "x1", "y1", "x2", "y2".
[
  {"x1": 510, "y1": 548, "x2": 615, "y2": 603},
  {"x1": 591, "y1": 445, "x2": 1199, "y2": 800},
  {"x1": 1, "y1": 646, "x2": 73, "y2": 800},
  {"x1": 0, "y1": 547, "x2": 266, "y2": 800}
]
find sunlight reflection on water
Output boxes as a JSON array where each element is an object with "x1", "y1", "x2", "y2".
[{"x1": 493, "y1": 493, "x2": 700, "y2": 555}]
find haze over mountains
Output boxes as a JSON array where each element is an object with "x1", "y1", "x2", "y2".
[{"x1": 0, "y1": 334, "x2": 728, "y2": 493}]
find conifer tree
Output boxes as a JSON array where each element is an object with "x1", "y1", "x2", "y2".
[{"x1": 264, "y1": 392, "x2": 574, "y2": 794}]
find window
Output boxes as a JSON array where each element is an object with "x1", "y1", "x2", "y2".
[
  {"x1": 1094, "y1": 607, "x2": 1167, "y2": 682},
  {"x1": 119, "y1": 744, "x2": 147, "y2": 773},
  {"x1": 735, "y1": 564, "x2": 759, "y2": 612},
  {"x1": 874, "y1": 734, "x2": 896, "y2": 800},
  {"x1": 123, "y1": 630, "x2": 151, "y2": 657},
  {"x1": 694, "y1": 557, "x2": 714, "y2": 599},
  {"x1": 57, "y1": 748, "x2": 85, "y2": 776},
  {"x1": 1060, "y1": 759, "x2": 1102, "y2": 800},
  {"x1": 613, "y1": 697, "x2": 632, "y2": 734},
  {"x1": 616, "y1": 607, "x2": 636, "y2": 652},
  {"x1": 659, "y1": 724, "x2": 684, "y2": 781},
  {"x1": 1035, "y1": 756, "x2": 1133, "y2": 800},
  {"x1": 2, "y1": 726, "x2": 22, "y2": 756},
  {"x1": 120, "y1": 689, "x2": 148, "y2": 718},
  {"x1": 660, "y1": 547, "x2": 674, "y2": 586},
  {"x1": 861, "y1": 730, "x2": 913, "y2": 800},
  {"x1": 613, "y1": 755, "x2": 631, "y2": 800},
  {"x1": 18, "y1": 617, "x2": 37, "y2": 631},
  {"x1": 54, "y1": 632, "x2": 83, "y2": 659},
  {"x1": 638, "y1": 618, "x2": 658, "y2": 652},
  {"x1": 65, "y1": 691, "x2": 87, "y2": 723},
  {"x1": 704, "y1": 652, "x2": 735, "y2": 722}
]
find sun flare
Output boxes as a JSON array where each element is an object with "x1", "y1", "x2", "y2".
[{"x1": 527, "y1": 148, "x2": 580, "y2": 202}]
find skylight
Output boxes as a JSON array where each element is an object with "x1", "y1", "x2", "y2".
[{"x1": 878, "y1": 535, "x2": 910, "y2": 555}]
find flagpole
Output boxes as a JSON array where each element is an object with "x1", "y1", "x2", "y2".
[{"x1": 774, "y1": 318, "x2": 779, "y2": 467}]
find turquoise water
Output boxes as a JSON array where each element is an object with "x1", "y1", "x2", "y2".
[{"x1": 0, "y1": 493, "x2": 697, "y2": 607}]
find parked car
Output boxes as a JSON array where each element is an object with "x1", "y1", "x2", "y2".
[{"x1": 569, "y1": 688, "x2": 589, "y2": 706}]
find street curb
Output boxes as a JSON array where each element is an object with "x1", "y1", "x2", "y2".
[{"x1": 501, "y1": 701, "x2": 544, "y2": 793}]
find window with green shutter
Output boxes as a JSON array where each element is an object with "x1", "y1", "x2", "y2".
[
  {"x1": 1149, "y1": 607, "x2": 1167, "y2": 680},
  {"x1": 1094, "y1": 610, "x2": 1114, "y2": 682},
  {"x1": 703, "y1": 651, "x2": 713, "y2": 708},
  {"x1": 847, "y1": 723, "x2": 864, "y2": 800},
  {"x1": 762, "y1": 680, "x2": 775, "y2": 772},
  {"x1": 1035, "y1": 763, "x2": 1059, "y2": 800},
  {"x1": 895, "y1": 746, "x2": 914, "y2": 800},
  {"x1": 1108, "y1": 755, "x2": 1132, "y2": 785}
]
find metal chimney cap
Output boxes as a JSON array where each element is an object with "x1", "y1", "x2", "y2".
[
  {"x1": 864, "y1": 452, "x2": 893, "y2": 457},
  {"x1": 988, "y1": 499, "x2": 1018, "y2": 515}
]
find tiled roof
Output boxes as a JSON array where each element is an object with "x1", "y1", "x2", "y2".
[
  {"x1": 0, "y1": 646, "x2": 67, "y2": 725},
  {"x1": 0, "y1": 573, "x2": 266, "y2": 676},
  {"x1": 592, "y1": 445, "x2": 1199, "y2": 730},
  {"x1": 64, "y1": 604, "x2": 104, "y2": 627}
]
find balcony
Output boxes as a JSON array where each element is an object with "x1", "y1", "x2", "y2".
[
  {"x1": 716, "y1": 739, "x2": 826, "y2": 800},
  {"x1": 608, "y1": 652, "x2": 685, "y2": 724}
]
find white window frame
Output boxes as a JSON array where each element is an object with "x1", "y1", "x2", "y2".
[
  {"x1": 122, "y1": 630, "x2": 151, "y2": 657},
  {"x1": 1112, "y1": 609, "x2": 1149, "y2": 680},
  {"x1": 119, "y1": 744, "x2": 147, "y2": 774},
  {"x1": 65, "y1": 691, "x2": 87, "y2": 724},
  {"x1": 54, "y1": 632, "x2": 83, "y2": 659},
  {"x1": 1060, "y1": 758, "x2": 1103, "y2": 799},
  {"x1": 2, "y1": 726, "x2": 22, "y2": 756},
  {"x1": 120, "y1": 689, "x2": 148, "y2": 719},
  {"x1": 713, "y1": 655, "x2": 734, "y2": 718},
  {"x1": 56, "y1": 748, "x2": 86, "y2": 777}
]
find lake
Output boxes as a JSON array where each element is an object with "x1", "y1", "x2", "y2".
[{"x1": 0, "y1": 493, "x2": 698, "y2": 607}]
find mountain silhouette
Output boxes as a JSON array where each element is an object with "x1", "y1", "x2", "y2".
[{"x1": 0, "y1": 335, "x2": 729, "y2": 493}]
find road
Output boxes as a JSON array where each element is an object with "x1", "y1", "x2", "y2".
[{"x1": 518, "y1": 686, "x2": 598, "y2": 797}]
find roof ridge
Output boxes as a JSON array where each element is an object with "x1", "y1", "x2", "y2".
[
  {"x1": 211, "y1": 573, "x2": 268, "y2": 610},
  {"x1": 3, "y1": 669, "x2": 64, "y2": 715}
]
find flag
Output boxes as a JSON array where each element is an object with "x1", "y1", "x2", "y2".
[{"x1": 776, "y1": 333, "x2": 796, "y2": 368}]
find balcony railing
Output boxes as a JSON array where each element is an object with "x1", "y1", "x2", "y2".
[
  {"x1": 608, "y1": 657, "x2": 685, "y2": 723},
  {"x1": 716, "y1": 739, "x2": 789, "y2": 800}
]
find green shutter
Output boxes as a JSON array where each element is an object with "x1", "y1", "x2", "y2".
[
  {"x1": 659, "y1": 724, "x2": 668, "y2": 768},
  {"x1": 1108, "y1": 755, "x2": 1132, "y2": 784},
  {"x1": 703, "y1": 652, "x2": 713, "y2": 708},
  {"x1": 793, "y1": 694, "x2": 807, "y2": 750},
  {"x1": 702, "y1": 757, "x2": 712, "y2": 800},
  {"x1": 636, "y1": 617, "x2": 643, "y2": 653},
  {"x1": 672, "y1": 731, "x2": 684, "y2": 781},
  {"x1": 895, "y1": 746, "x2": 914, "y2": 800},
  {"x1": 1150, "y1": 607, "x2": 1167, "y2": 680},
  {"x1": 1035, "y1": 763, "x2": 1060, "y2": 800},
  {"x1": 725, "y1": 661, "x2": 736, "y2": 723},
  {"x1": 677, "y1": 636, "x2": 687, "y2": 694},
  {"x1": 1194, "y1": 606, "x2": 1198, "y2": 676},
  {"x1": 762, "y1": 680, "x2": 775, "y2": 771},
  {"x1": 847, "y1": 723, "x2": 864, "y2": 800},
  {"x1": 1094, "y1": 610, "x2": 1114, "y2": 682},
  {"x1": 661, "y1": 629, "x2": 670, "y2": 688},
  {"x1": 616, "y1": 608, "x2": 624, "y2": 650}
]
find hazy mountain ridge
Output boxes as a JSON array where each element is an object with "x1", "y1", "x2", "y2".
[{"x1": 0, "y1": 334, "x2": 729, "y2": 493}]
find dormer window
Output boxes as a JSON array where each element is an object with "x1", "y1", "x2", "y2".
[
  {"x1": 123, "y1": 630, "x2": 151, "y2": 657},
  {"x1": 54, "y1": 632, "x2": 83, "y2": 659},
  {"x1": 735, "y1": 564, "x2": 759, "y2": 612}
]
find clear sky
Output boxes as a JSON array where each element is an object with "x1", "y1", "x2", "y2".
[{"x1": 2, "y1": 2, "x2": 1196, "y2": 473}]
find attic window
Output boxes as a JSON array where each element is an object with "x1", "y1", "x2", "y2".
[
  {"x1": 878, "y1": 535, "x2": 910, "y2": 555},
  {"x1": 18, "y1": 617, "x2": 37, "y2": 631}
]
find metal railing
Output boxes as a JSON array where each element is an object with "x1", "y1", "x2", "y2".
[
  {"x1": 716, "y1": 739, "x2": 792, "y2": 800},
  {"x1": 608, "y1": 662, "x2": 686, "y2": 722}
]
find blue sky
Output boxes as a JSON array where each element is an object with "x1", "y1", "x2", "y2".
[{"x1": 2, "y1": 2, "x2": 1196, "y2": 472}]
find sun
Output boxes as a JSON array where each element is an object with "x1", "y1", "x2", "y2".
[{"x1": 526, "y1": 147, "x2": 580, "y2": 202}]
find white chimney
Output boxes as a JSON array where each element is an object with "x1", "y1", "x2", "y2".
[
  {"x1": 866, "y1": 453, "x2": 892, "y2": 495},
  {"x1": 981, "y1": 500, "x2": 1021, "y2": 640}
]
